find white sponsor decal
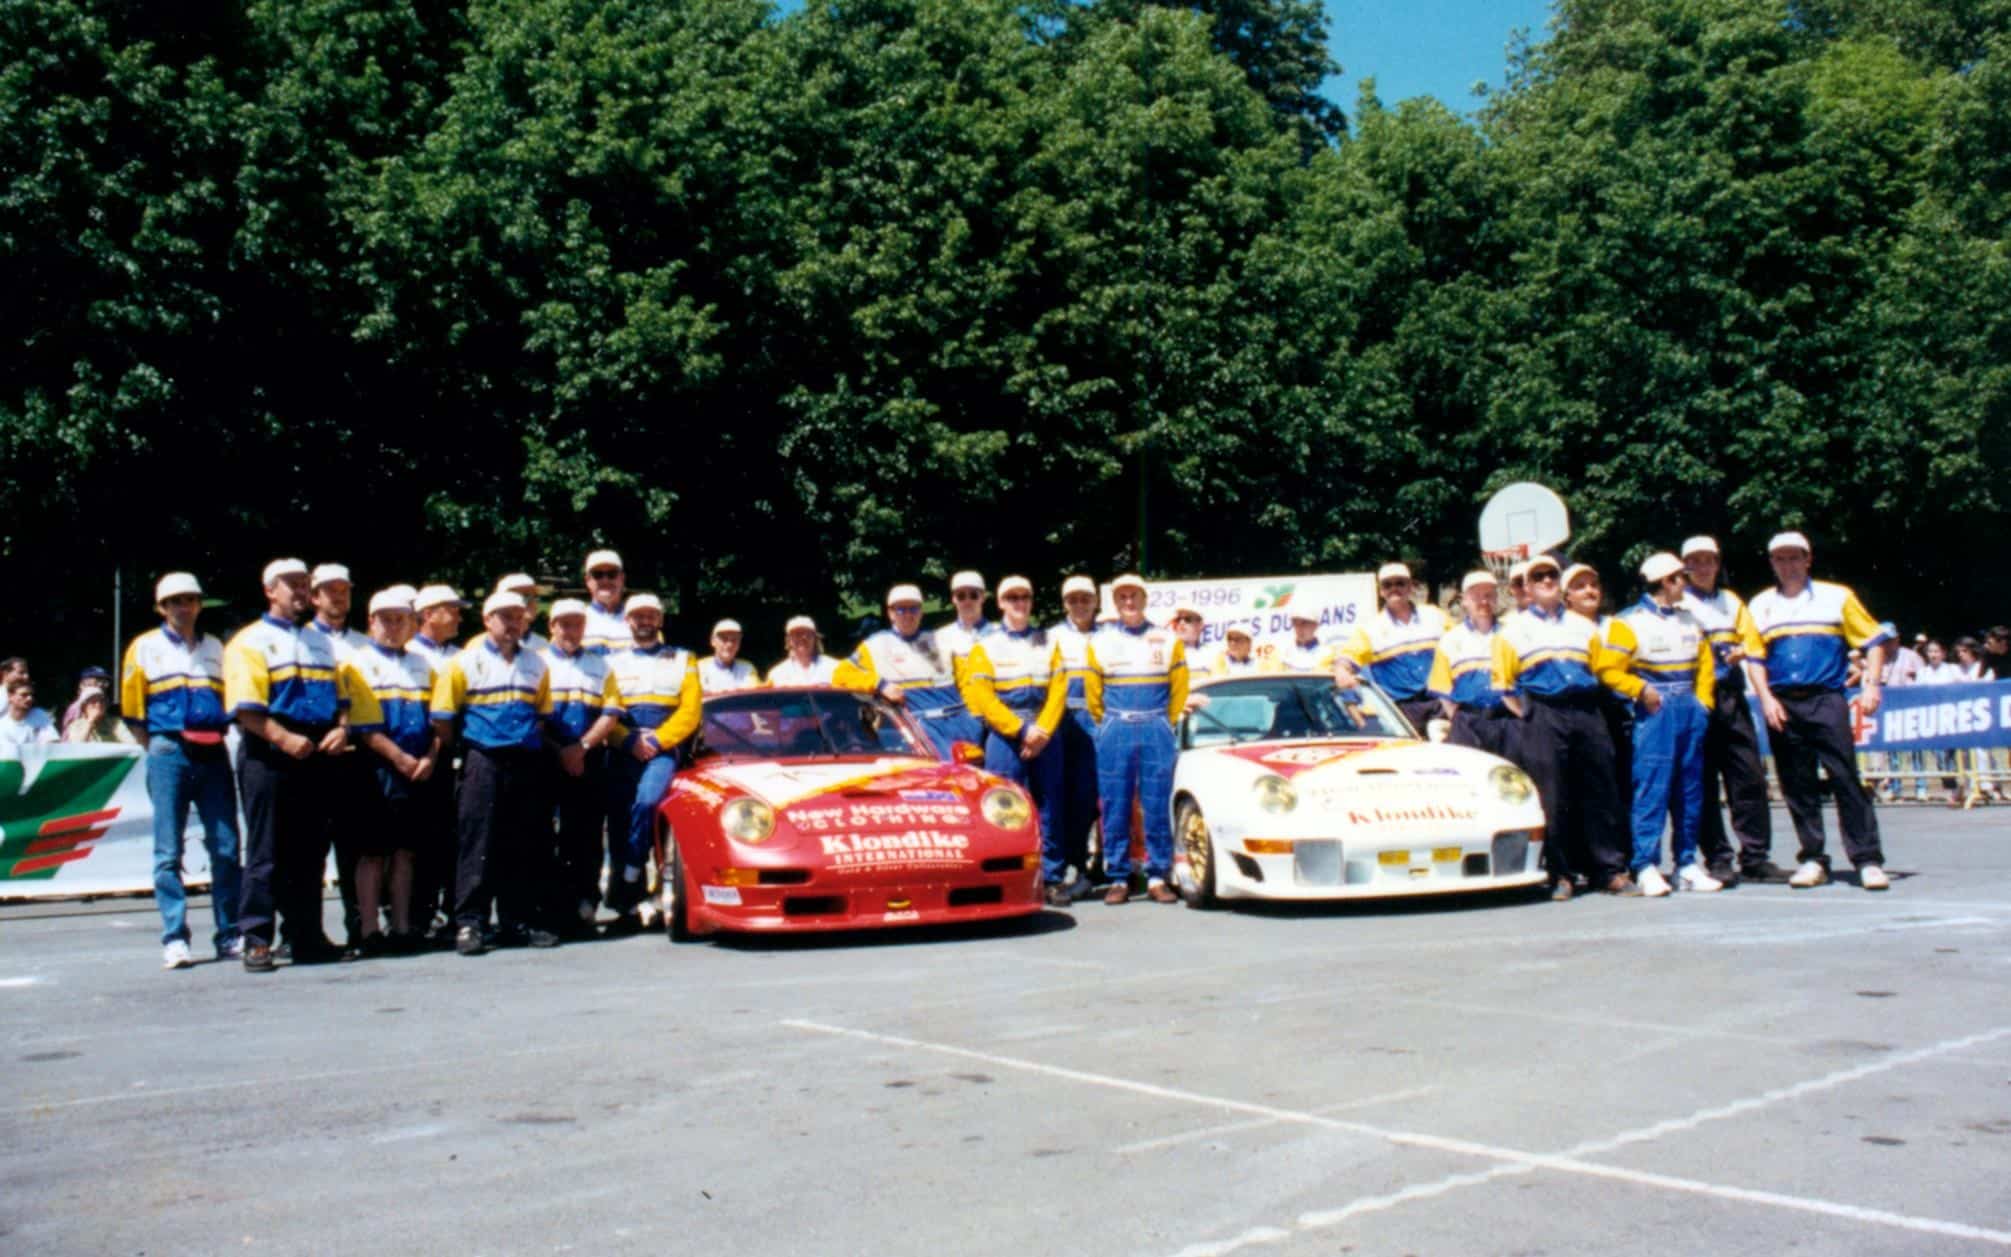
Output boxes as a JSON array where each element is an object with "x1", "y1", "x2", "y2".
[
  {"x1": 704, "y1": 758, "x2": 930, "y2": 808},
  {"x1": 1342, "y1": 803, "x2": 1478, "y2": 826},
  {"x1": 818, "y1": 830, "x2": 972, "y2": 873},
  {"x1": 789, "y1": 801, "x2": 970, "y2": 830},
  {"x1": 702, "y1": 885, "x2": 743, "y2": 906}
]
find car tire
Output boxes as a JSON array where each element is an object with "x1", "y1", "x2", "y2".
[
  {"x1": 1176, "y1": 799, "x2": 1218, "y2": 910},
  {"x1": 664, "y1": 832, "x2": 694, "y2": 942}
]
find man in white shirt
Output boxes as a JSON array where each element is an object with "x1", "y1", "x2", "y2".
[
  {"x1": 698, "y1": 620, "x2": 761, "y2": 692},
  {"x1": 0, "y1": 678, "x2": 57, "y2": 755},
  {"x1": 767, "y1": 617, "x2": 840, "y2": 685}
]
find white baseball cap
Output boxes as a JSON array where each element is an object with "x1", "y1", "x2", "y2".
[
  {"x1": 886, "y1": 583, "x2": 924, "y2": 607},
  {"x1": 155, "y1": 572, "x2": 203, "y2": 603},
  {"x1": 998, "y1": 576, "x2": 1033, "y2": 598},
  {"x1": 482, "y1": 591, "x2": 526, "y2": 617},
  {"x1": 1376, "y1": 562, "x2": 1412, "y2": 584},
  {"x1": 625, "y1": 594, "x2": 664, "y2": 616},
  {"x1": 1509, "y1": 558, "x2": 1535, "y2": 583},
  {"x1": 1561, "y1": 563, "x2": 1598, "y2": 588},
  {"x1": 712, "y1": 619, "x2": 743, "y2": 636},
  {"x1": 950, "y1": 570, "x2": 985, "y2": 593},
  {"x1": 548, "y1": 598, "x2": 589, "y2": 622},
  {"x1": 1768, "y1": 530, "x2": 1812, "y2": 555},
  {"x1": 785, "y1": 615, "x2": 818, "y2": 635},
  {"x1": 1524, "y1": 555, "x2": 1561, "y2": 578},
  {"x1": 383, "y1": 583, "x2": 419, "y2": 604},
  {"x1": 1109, "y1": 573, "x2": 1147, "y2": 594},
  {"x1": 1289, "y1": 608, "x2": 1320, "y2": 623},
  {"x1": 412, "y1": 584, "x2": 464, "y2": 612},
  {"x1": 368, "y1": 588, "x2": 415, "y2": 616},
  {"x1": 1223, "y1": 623, "x2": 1253, "y2": 639},
  {"x1": 1638, "y1": 552, "x2": 1685, "y2": 584},
  {"x1": 1460, "y1": 570, "x2": 1497, "y2": 593},
  {"x1": 494, "y1": 572, "x2": 545, "y2": 595},
  {"x1": 310, "y1": 563, "x2": 351, "y2": 589},
  {"x1": 583, "y1": 549, "x2": 623, "y2": 573},
  {"x1": 1172, "y1": 600, "x2": 1201, "y2": 619},
  {"x1": 261, "y1": 558, "x2": 308, "y2": 588},
  {"x1": 1680, "y1": 535, "x2": 1719, "y2": 558},
  {"x1": 1061, "y1": 575, "x2": 1097, "y2": 598}
]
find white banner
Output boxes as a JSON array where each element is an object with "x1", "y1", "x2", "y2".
[
  {"x1": 1, "y1": 743, "x2": 214, "y2": 900},
  {"x1": 1106, "y1": 572, "x2": 1378, "y2": 657}
]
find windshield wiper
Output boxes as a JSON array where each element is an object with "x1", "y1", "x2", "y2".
[{"x1": 1191, "y1": 702, "x2": 1264, "y2": 745}]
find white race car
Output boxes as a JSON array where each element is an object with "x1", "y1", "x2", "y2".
[{"x1": 1170, "y1": 674, "x2": 1546, "y2": 907}]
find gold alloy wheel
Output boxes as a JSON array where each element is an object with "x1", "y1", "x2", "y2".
[{"x1": 1182, "y1": 805, "x2": 1211, "y2": 887}]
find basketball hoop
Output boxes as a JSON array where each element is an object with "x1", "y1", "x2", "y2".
[{"x1": 1482, "y1": 543, "x2": 1529, "y2": 586}]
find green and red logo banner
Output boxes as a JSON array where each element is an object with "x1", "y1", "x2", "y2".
[{"x1": 0, "y1": 745, "x2": 211, "y2": 897}]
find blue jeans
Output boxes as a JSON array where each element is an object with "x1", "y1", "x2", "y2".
[
  {"x1": 146, "y1": 736, "x2": 242, "y2": 948},
  {"x1": 606, "y1": 746, "x2": 677, "y2": 910}
]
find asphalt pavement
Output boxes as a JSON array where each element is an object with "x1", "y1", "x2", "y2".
[{"x1": 5, "y1": 804, "x2": 2010, "y2": 1256}]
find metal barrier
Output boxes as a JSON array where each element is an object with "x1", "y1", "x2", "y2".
[{"x1": 1851, "y1": 749, "x2": 2008, "y2": 809}]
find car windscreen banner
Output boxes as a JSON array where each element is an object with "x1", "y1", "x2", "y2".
[
  {"x1": 1742, "y1": 682, "x2": 2011, "y2": 755},
  {"x1": 1106, "y1": 573, "x2": 1378, "y2": 658},
  {"x1": 1, "y1": 743, "x2": 216, "y2": 900}
]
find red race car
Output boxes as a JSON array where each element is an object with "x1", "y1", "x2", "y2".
[{"x1": 652, "y1": 686, "x2": 1043, "y2": 938}]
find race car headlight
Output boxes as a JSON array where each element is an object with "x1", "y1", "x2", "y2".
[
  {"x1": 981, "y1": 787, "x2": 1032, "y2": 831},
  {"x1": 1490, "y1": 764, "x2": 1536, "y2": 805},
  {"x1": 720, "y1": 797, "x2": 776, "y2": 844},
  {"x1": 1253, "y1": 774, "x2": 1298, "y2": 815}
]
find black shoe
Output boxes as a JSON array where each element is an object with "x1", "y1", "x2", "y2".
[
  {"x1": 456, "y1": 926, "x2": 486, "y2": 956},
  {"x1": 1741, "y1": 860, "x2": 1795, "y2": 884},
  {"x1": 527, "y1": 928, "x2": 561, "y2": 949},
  {"x1": 242, "y1": 942, "x2": 276, "y2": 973},
  {"x1": 356, "y1": 933, "x2": 391, "y2": 959},
  {"x1": 290, "y1": 941, "x2": 348, "y2": 966},
  {"x1": 492, "y1": 924, "x2": 530, "y2": 949},
  {"x1": 386, "y1": 931, "x2": 421, "y2": 956},
  {"x1": 602, "y1": 912, "x2": 643, "y2": 938},
  {"x1": 1043, "y1": 884, "x2": 1073, "y2": 908},
  {"x1": 1707, "y1": 861, "x2": 1740, "y2": 887}
]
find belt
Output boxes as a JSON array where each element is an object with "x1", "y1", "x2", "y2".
[
  {"x1": 1528, "y1": 690, "x2": 1601, "y2": 709},
  {"x1": 912, "y1": 705, "x2": 968, "y2": 720},
  {"x1": 1642, "y1": 678, "x2": 1698, "y2": 693},
  {"x1": 1105, "y1": 709, "x2": 1165, "y2": 724},
  {"x1": 1771, "y1": 685, "x2": 1837, "y2": 700}
]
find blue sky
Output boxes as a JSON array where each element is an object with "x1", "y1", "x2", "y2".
[{"x1": 1325, "y1": 0, "x2": 1556, "y2": 115}]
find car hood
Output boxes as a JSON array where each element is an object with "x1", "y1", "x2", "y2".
[{"x1": 691, "y1": 756, "x2": 978, "y2": 810}]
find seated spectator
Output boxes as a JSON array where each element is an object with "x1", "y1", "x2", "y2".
[
  {"x1": 1916, "y1": 641, "x2": 1964, "y2": 805},
  {"x1": 0, "y1": 678, "x2": 57, "y2": 754},
  {"x1": 1985, "y1": 627, "x2": 2011, "y2": 681},
  {"x1": 1955, "y1": 637, "x2": 1987, "y2": 681},
  {"x1": 62, "y1": 666, "x2": 113, "y2": 728},
  {"x1": 0, "y1": 657, "x2": 27, "y2": 690},
  {"x1": 65, "y1": 689, "x2": 136, "y2": 745}
]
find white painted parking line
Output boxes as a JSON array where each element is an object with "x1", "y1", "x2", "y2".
[
  {"x1": 783, "y1": 1019, "x2": 2011, "y2": 1253},
  {"x1": 1115, "y1": 1086, "x2": 1440, "y2": 1156},
  {"x1": 0, "y1": 976, "x2": 45, "y2": 988}
]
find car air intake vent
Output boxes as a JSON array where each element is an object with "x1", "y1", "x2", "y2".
[
  {"x1": 1229, "y1": 853, "x2": 1263, "y2": 882},
  {"x1": 758, "y1": 869, "x2": 811, "y2": 885},
  {"x1": 980, "y1": 855, "x2": 1027, "y2": 873},
  {"x1": 1462, "y1": 853, "x2": 1490, "y2": 877},
  {"x1": 947, "y1": 886, "x2": 1004, "y2": 907},
  {"x1": 782, "y1": 895, "x2": 846, "y2": 916}
]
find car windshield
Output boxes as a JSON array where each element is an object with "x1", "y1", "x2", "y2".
[
  {"x1": 1181, "y1": 676, "x2": 1413, "y2": 748},
  {"x1": 695, "y1": 688, "x2": 929, "y2": 760}
]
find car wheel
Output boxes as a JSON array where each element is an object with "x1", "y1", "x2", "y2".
[
  {"x1": 1176, "y1": 799, "x2": 1218, "y2": 910},
  {"x1": 664, "y1": 834, "x2": 694, "y2": 942}
]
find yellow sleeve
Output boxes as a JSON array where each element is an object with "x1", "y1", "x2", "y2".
[
  {"x1": 1167, "y1": 640, "x2": 1189, "y2": 723},
  {"x1": 1693, "y1": 636, "x2": 1715, "y2": 707},
  {"x1": 342, "y1": 661, "x2": 384, "y2": 729},
  {"x1": 223, "y1": 630, "x2": 270, "y2": 714},
  {"x1": 1597, "y1": 620, "x2": 1645, "y2": 700},
  {"x1": 1733, "y1": 599, "x2": 1764, "y2": 659},
  {"x1": 1839, "y1": 588, "x2": 1884, "y2": 648},
  {"x1": 832, "y1": 642, "x2": 879, "y2": 693},
  {"x1": 960, "y1": 642, "x2": 1023, "y2": 739},
  {"x1": 600, "y1": 670, "x2": 623, "y2": 710},
  {"x1": 534, "y1": 665, "x2": 554, "y2": 716},
  {"x1": 120, "y1": 635, "x2": 148, "y2": 723},
  {"x1": 1033, "y1": 644, "x2": 1069, "y2": 736},
  {"x1": 1426, "y1": 641, "x2": 1454, "y2": 698},
  {"x1": 1490, "y1": 631, "x2": 1521, "y2": 692},
  {"x1": 654, "y1": 657, "x2": 704, "y2": 746},
  {"x1": 1341, "y1": 626, "x2": 1372, "y2": 668},
  {"x1": 1084, "y1": 643, "x2": 1105, "y2": 723},
  {"x1": 429, "y1": 656, "x2": 467, "y2": 719}
]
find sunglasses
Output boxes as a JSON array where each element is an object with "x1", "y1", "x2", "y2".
[
  {"x1": 889, "y1": 604, "x2": 923, "y2": 614},
  {"x1": 1529, "y1": 571, "x2": 1560, "y2": 583},
  {"x1": 588, "y1": 569, "x2": 620, "y2": 579},
  {"x1": 951, "y1": 590, "x2": 983, "y2": 600},
  {"x1": 1001, "y1": 593, "x2": 1032, "y2": 603},
  {"x1": 1173, "y1": 613, "x2": 1201, "y2": 623},
  {"x1": 1380, "y1": 579, "x2": 1410, "y2": 590}
]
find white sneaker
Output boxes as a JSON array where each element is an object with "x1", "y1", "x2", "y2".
[
  {"x1": 636, "y1": 900, "x2": 663, "y2": 928},
  {"x1": 1858, "y1": 865, "x2": 1890, "y2": 891},
  {"x1": 161, "y1": 940, "x2": 194, "y2": 970},
  {"x1": 1637, "y1": 867, "x2": 1672, "y2": 898},
  {"x1": 1788, "y1": 860, "x2": 1829, "y2": 889},
  {"x1": 1677, "y1": 863, "x2": 1723, "y2": 893}
]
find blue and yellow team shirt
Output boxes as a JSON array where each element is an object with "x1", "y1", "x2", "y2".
[
  {"x1": 606, "y1": 644, "x2": 702, "y2": 751},
  {"x1": 698, "y1": 656, "x2": 762, "y2": 695},
  {"x1": 962, "y1": 628, "x2": 1069, "y2": 740},
  {"x1": 1048, "y1": 620, "x2": 1099, "y2": 711},
  {"x1": 1343, "y1": 605, "x2": 1450, "y2": 700},
  {"x1": 834, "y1": 629, "x2": 965, "y2": 714},
  {"x1": 121, "y1": 625, "x2": 231, "y2": 737},
  {"x1": 1746, "y1": 580, "x2": 1890, "y2": 692},
  {"x1": 935, "y1": 619, "x2": 999, "y2": 693},
  {"x1": 582, "y1": 599, "x2": 630, "y2": 655},
  {"x1": 1084, "y1": 623, "x2": 1188, "y2": 723},
  {"x1": 544, "y1": 644, "x2": 617, "y2": 744},
  {"x1": 408, "y1": 632, "x2": 460, "y2": 670},
  {"x1": 1274, "y1": 634, "x2": 1338, "y2": 675},
  {"x1": 1681, "y1": 585, "x2": 1764, "y2": 688},
  {"x1": 1611, "y1": 599, "x2": 1714, "y2": 706},
  {"x1": 224, "y1": 615, "x2": 356, "y2": 730},
  {"x1": 463, "y1": 628, "x2": 550, "y2": 655},
  {"x1": 1427, "y1": 620, "x2": 1503, "y2": 710},
  {"x1": 1490, "y1": 606, "x2": 1631, "y2": 700},
  {"x1": 429, "y1": 638, "x2": 559, "y2": 751},
  {"x1": 351, "y1": 642, "x2": 437, "y2": 757}
]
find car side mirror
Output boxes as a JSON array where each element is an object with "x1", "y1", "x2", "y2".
[{"x1": 950, "y1": 740, "x2": 984, "y2": 764}]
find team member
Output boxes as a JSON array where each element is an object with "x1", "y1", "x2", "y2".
[
  {"x1": 349, "y1": 588, "x2": 442, "y2": 953},
  {"x1": 121, "y1": 572, "x2": 242, "y2": 970},
  {"x1": 1611, "y1": 554, "x2": 1720, "y2": 896},
  {"x1": 1340, "y1": 563, "x2": 1451, "y2": 734},
  {"x1": 1680, "y1": 535, "x2": 1778, "y2": 884},
  {"x1": 1209, "y1": 624, "x2": 1266, "y2": 677},
  {"x1": 581, "y1": 550, "x2": 629, "y2": 654},
  {"x1": 1049, "y1": 576, "x2": 1103, "y2": 895},
  {"x1": 225, "y1": 559, "x2": 364, "y2": 971},
  {"x1": 962, "y1": 576, "x2": 1070, "y2": 905},
  {"x1": 1428, "y1": 571, "x2": 1513, "y2": 756},
  {"x1": 767, "y1": 616, "x2": 841, "y2": 685},
  {"x1": 602, "y1": 594, "x2": 702, "y2": 932},
  {"x1": 409, "y1": 585, "x2": 465, "y2": 665},
  {"x1": 1491, "y1": 555, "x2": 1634, "y2": 900},
  {"x1": 488, "y1": 574, "x2": 551, "y2": 653},
  {"x1": 1508, "y1": 560, "x2": 1533, "y2": 612},
  {"x1": 544, "y1": 599, "x2": 619, "y2": 934},
  {"x1": 431, "y1": 590, "x2": 578, "y2": 954},
  {"x1": 835, "y1": 584, "x2": 975, "y2": 758},
  {"x1": 405, "y1": 583, "x2": 464, "y2": 938},
  {"x1": 1746, "y1": 531, "x2": 1892, "y2": 890},
  {"x1": 1564, "y1": 563, "x2": 1634, "y2": 809},
  {"x1": 1274, "y1": 611, "x2": 1335, "y2": 675},
  {"x1": 699, "y1": 620, "x2": 761, "y2": 692},
  {"x1": 1084, "y1": 574, "x2": 1188, "y2": 905},
  {"x1": 934, "y1": 571, "x2": 998, "y2": 740},
  {"x1": 311, "y1": 563, "x2": 374, "y2": 953},
  {"x1": 1168, "y1": 602, "x2": 1215, "y2": 675}
]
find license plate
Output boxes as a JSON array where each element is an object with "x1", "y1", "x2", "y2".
[
  {"x1": 1378, "y1": 850, "x2": 1409, "y2": 866},
  {"x1": 1432, "y1": 847, "x2": 1462, "y2": 863}
]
